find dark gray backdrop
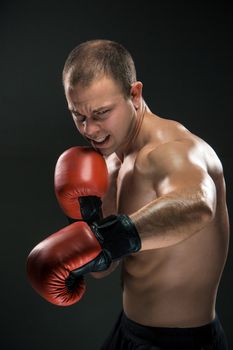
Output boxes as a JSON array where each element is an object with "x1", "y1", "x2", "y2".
[{"x1": 1, "y1": 0, "x2": 232, "y2": 349}]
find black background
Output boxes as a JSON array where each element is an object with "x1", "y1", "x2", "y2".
[{"x1": 1, "y1": 0, "x2": 232, "y2": 349}]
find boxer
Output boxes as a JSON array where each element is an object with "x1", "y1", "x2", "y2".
[{"x1": 27, "y1": 40, "x2": 229, "y2": 349}]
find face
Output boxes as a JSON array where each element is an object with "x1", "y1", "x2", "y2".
[{"x1": 64, "y1": 76, "x2": 139, "y2": 156}]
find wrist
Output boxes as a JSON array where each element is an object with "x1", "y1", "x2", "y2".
[
  {"x1": 91, "y1": 214, "x2": 141, "y2": 260},
  {"x1": 79, "y1": 195, "x2": 103, "y2": 223}
]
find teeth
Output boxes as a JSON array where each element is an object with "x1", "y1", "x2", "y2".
[{"x1": 93, "y1": 136, "x2": 108, "y2": 143}]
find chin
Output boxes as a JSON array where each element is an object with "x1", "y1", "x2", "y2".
[
  {"x1": 97, "y1": 147, "x2": 115, "y2": 157},
  {"x1": 100, "y1": 149, "x2": 114, "y2": 157}
]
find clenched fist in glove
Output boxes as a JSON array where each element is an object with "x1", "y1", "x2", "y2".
[
  {"x1": 27, "y1": 146, "x2": 108, "y2": 306},
  {"x1": 26, "y1": 214, "x2": 141, "y2": 306},
  {"x1": 54, "y1": 146, "x2": 108, "y2": 223},
  {"x1": 27, "y1": 146, "x2": 141, "y2": 306}
]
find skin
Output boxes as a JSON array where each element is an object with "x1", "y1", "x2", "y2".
[{"x1": 64, "y1": 75, "x2": 229, "y2": 328}]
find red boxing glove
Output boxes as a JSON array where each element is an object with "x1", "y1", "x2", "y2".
[
  {"x1": 54, "y1": 146, "x2": 108, "y2": 223},
  {"x1": 27, "y1": 215, "x2": 141, "y2": 306},
  {"x1": 27, "y1": 221, "x2": 102, "y2": 306}
]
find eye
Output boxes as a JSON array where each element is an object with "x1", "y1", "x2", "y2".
[
  {"x1": 72, "y1": 111, "x2": 86, "y2": 123},
  {"x1": 95, "y1": 109, "x2": 110, "y2": 118}
]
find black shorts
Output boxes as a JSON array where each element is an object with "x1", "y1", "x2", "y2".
[{"x1": 100, "y1": 311, "x2": 228, "y2": 350}]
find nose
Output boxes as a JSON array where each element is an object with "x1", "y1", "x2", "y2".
[{"x1": 82, "y1": 119, "x2": 100, "y2": 138}]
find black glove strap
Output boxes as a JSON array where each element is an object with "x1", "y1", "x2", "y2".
[
  {"x1": 79, "y1": 196, "x2": 103, "y2": 223},
  {"x1": 91, "y1": 215, "x2": 141, "y2": 260},
  {"x1": 79, "y1": 196, "x2": 103, "y2": 224},
  {"x1": 66, "y1": 196, "x2": 103, "y2": 224}
]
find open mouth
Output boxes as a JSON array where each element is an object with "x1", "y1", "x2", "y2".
[{"x1": 89, "y1": 135, "x2": 110, "y2": 147}]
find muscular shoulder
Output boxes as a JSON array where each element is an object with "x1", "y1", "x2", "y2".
[
  {"x1": 134, "y1": 118, "x2": 192, "y2": 174},
  {"x1": 135, "y1": 119, "x2": 223, "y2": 189}
]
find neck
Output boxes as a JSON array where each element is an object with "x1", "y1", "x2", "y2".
[{"x1": 117, "y1": 101, "x2": 147, "y2": 162}]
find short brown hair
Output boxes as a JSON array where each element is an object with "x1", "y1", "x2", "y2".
[{"x1": 63, "y1": 39, "x2": 137, "y2": 97}]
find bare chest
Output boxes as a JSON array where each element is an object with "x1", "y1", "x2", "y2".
[{"x1": 102, "y1": 155, "x2": 156, "y2": 217}]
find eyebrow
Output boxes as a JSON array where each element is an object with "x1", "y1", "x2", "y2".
[
  {"x1": 69, "y1": 104, "x2": 113, "y2": 115},
  {"x1": 69, "y1": 109, "x2": 82, "y2": 115}
]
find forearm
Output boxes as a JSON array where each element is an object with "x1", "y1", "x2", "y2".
[{"x1": 130, "y1": 188, "x2": 215, "y2": 251}]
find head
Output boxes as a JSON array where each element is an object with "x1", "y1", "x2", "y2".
[
  {"x1": 63, "y1": 39, "x2": 143, "y2": 156},
  {"x1": 63, "y1": 39, "x2": 137, "y2": 98}
]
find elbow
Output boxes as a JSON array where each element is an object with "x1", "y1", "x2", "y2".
[
  {"x1": 201, "y1": 204, "x2": 214, "y2": 224},
  {"x1": 90, "y1": 261, "x2": 119, "y2": 279},
  {"x1": 199, "y1": 197, "x2": 216, "y2": 225},
  {"x1": 201, "y1": 175, "x2": 217, "y2": 223},
  {"x1": 90, "y1": 271, "x2": 108, "y2": 279},
  {"x1": 197, "y1": 178, "x2": 216, "y2": 225}
]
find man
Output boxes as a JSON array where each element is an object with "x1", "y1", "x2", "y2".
[{"x1": 28, "y1": 40, "x2": 229, "y2": 349}]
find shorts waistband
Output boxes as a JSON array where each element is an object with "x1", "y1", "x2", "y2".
[{"x1": 121, "y1": 312, "x2": 221, "y2": 346}]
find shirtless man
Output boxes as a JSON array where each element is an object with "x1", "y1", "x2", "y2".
[{"x1": 27, "y1": 40, "x2": 229, "y2": 349}]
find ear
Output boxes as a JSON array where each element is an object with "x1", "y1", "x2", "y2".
[{"x1": 130, "y1": 81, "x2": 143, "y2": 109}]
